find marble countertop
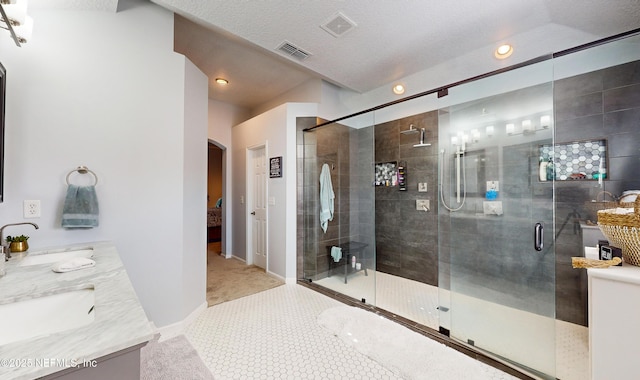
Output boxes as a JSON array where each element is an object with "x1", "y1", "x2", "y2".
[{"x1": 0, "y1": 241, "x2": 155, "y2": 380}]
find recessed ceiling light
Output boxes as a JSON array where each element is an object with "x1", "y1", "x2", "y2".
[
  {"x1": 392, "y1": 83, "x2": 405, "y2": 95},
  {"x1": 494, "y1": 44, "x2": 513, "y2": 59},
  {"x1": 215, "y1": 78, "x2": 229, "y2": 85}
]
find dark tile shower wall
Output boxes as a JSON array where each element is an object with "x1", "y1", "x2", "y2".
[
  {"x1": 554, "y1": 60, "x2": 640, "y2": 326},
  {"x1": 350, "y1": 126, "x2": 375, "y2": 268},
  {"x1": 298, "y1": 118, "x2": 372, "y2": 281},
  {"x1": 374, "y1": 111, "x2": 440, "y2": 285}
]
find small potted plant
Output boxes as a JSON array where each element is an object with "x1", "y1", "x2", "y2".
[{"x1": 6, "y1": 235, "x2": 30, "y2": 253}]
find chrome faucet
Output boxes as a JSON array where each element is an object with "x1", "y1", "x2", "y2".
[{"x1": 0, "y1": 222, "x2": 39, "y2": 260}]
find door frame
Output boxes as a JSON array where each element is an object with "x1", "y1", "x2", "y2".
[
  {"x1": 207, "y1": 140, "x2": 227, "y2": 256},
  {"x1": 246, "y1": 143, "x2": 268, "y2": 269}
]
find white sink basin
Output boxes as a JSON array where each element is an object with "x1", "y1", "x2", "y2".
[
  {"x1": 18, "y1": 248, "x2": 94, "y2": 267},
  {"x1": 0, "y1": 288, "x2": 95, "y2": 345}
]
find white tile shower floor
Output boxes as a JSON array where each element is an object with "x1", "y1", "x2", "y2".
[
  {"x1": 315, "y1": 270, "x2": 589, "y2": 380},
  {"x1": 185, "y1": 284, "x2": 517, "y2": 380}
]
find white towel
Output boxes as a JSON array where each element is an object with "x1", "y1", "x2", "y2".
[
  {"x1": 331, "y1": 246, "x2": 342, "y2": 262},
  {"x1": 319, "y1": 163, "x2": 334, "y2": 233}
]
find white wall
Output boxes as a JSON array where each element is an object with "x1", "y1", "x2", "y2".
[
  {"x1": 181, "y1": 57, "x2": 208, "y2": 318},
  {"x1": 207, "y1": 99, "x2": 250, "y2": 257},
  {"x1": 232, "y1": 103, "x2": 317, "y2": 282},
  {"x1": 0, "y1": 1, "x2": 207, "y2": 327}
]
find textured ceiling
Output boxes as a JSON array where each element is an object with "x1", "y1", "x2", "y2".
[
  {"x1": 173, "y1": 15, "x2": 318, "y2": 110},
  {"x1": 152, "y1": 0, "x2": 640, "y2": 109},
  {"x1": 32, "y1": 1, "x2": 640, "y2": 110}
]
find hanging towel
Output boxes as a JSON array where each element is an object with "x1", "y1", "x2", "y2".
[
  {"x1": 331, "y1": 246, "x2": 342, "y2": 262},
  {"x1": 319, "y1": 163, "x2": 334, "y2": 233},
  {"x1": 62, "y1": 185, "x2": 99, "y2": 228}
]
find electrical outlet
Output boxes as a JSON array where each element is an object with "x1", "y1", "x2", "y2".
[
  {"x1": 24, "y1": 200, "x2": 41, "y2": 218},
  {"x1": 418, "y1": 182, "x2": 428, "y2": 192},
  {"x1": 416, "y1": 199, "x2": 430, "y2": 211}
]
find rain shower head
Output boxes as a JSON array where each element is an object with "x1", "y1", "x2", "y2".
[
  {"x1": 413, "y1": 128, "x2": 431, "y2": 147},
  {"x1": 400, "y1": 124, "x2": 419, "y2": 134}
]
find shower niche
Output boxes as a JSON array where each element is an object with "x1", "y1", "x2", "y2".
[
  {"x1": 374, "y1": 161, "x2": 396, "y2": 186},
  {"x1": 539, "y1": 139, "x2": 608, "y2": 181}
]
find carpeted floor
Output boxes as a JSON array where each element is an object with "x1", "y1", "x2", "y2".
[
  {"x1": 207, "y1": 244, "x2": 284, "y2": 306},
  {"x1": 140, "y1": 335, "x2": 214, "y2": 380}
]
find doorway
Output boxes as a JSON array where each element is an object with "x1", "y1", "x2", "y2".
[{"x1": 207, "y1": 143, "x2": 224, "y2": 255}]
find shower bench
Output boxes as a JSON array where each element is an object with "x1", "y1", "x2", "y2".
[{"x1": 327, "y1": 241, "x2": 368, "y2": 284}]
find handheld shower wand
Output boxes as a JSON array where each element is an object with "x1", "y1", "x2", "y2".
[{"x1": 439, "y1": 147, "x2": 467, "y2": 212}]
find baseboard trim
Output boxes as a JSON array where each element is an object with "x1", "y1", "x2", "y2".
[{"x1": 156, "y1": 301, "x2": 207, "y2": 342}]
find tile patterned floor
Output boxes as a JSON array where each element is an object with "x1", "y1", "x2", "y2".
[
  {"x1": 315, "y1": 270, "x2": 589, "y2": 380},
  {"x1": 185, "y1": 285, "x2": 517, "y2": 380}
]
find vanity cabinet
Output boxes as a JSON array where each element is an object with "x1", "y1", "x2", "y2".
[
  {"x1": 41, "y1": 344, "x2": 146, "y2": 380},
  {"x1": 588, "y1": 265, "x2": 640, "y2": 380}
]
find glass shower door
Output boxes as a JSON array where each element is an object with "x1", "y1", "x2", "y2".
[
  {"x1": 302, "y1": 112, "x2": 377, "y2": 306},
  {"x1": 438, "y1": 77, "x2": 556, "y2": 377}
]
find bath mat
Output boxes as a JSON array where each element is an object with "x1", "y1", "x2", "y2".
[
  {"x1": 140, "y1": 334, "x2": 214, "y2": 380},
  {"x1": 317, "y1": 305, "x2": 497, "y2": 380}
]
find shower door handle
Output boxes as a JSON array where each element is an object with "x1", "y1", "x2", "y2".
[{"x1": 534, "y1": 223, "x2": 543, "y2": 251}]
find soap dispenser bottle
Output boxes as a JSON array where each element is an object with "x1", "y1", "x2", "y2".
[
  {"x1": 546, "y1": 158, "x2": 555, "y2": 181},
  {"x1": 539, "y1": 159, "x2": 548, "y2": 182}
]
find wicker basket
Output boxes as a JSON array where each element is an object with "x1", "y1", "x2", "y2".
[{"x1": 597, "y1": 197, "x2": 640, "y2": 266}]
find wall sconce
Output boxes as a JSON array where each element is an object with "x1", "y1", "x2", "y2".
[
  {"x1": 486, "y1": 125, "x2": 494, "y2": 137},
  {"x1": 0, "y1": 0, "x2": 33, "y2": 47},
  {"x1": 471, "y1": 129, "x2": 480, "y2": 143},
  {"x1": 506, "y1": 123, "x2": 515, "y2": 135},
  {"x1": 540, "y1": 115, "x2": 551, "y2": 129}
]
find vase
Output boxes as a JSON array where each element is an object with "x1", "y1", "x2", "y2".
[{"x1": 9, "y1": 241, "x2": 28, "y2": 252}]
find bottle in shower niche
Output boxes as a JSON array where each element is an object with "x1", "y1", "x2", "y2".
[
  {"x1": 546, "y1": 158, "x2": 556, "y2": 181},
  {"x1": 539, "y1": 159, "x2": 548, "y2": 182},
  {"x1": 352, "y1": 255, "x2": 356, "y2": 268}
]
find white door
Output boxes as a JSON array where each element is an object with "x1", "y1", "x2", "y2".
[{"x1": 249, "y1": 146, "x2": 267, "y2": 269}]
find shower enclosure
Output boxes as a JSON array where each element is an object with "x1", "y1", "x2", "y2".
[
  {"x1": 437, "y1": 78, "x2": 555, "y2": 376},
  {"x1": 300, "y1": 31, "x2": 640, "y2": 379}
]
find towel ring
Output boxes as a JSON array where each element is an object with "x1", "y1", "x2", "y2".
[{"x1": 66, "y1": 166, "x2": 98, "y2": 186}]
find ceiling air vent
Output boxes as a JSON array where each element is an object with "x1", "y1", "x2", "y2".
[
  {"x1": 276, "y1": 41, "x2": 311, "y2": 61},
  {"x1": 320, "y1": 12, "x2": 357, "y2": 38}
]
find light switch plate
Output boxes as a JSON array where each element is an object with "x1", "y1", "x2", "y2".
[{"x1": 268, "y1": 197, "x2": 276, "y2": 206}]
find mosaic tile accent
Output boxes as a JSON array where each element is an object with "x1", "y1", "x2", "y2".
[
  {"x1": 374, "y1": 161, "x2": 397, "y2": 186},
  {"x1": 539, "y1": 140, "x2": 607, "y2": 180}
]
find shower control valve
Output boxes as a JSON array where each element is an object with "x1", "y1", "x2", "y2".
[{"x1": 416, "y1": 199, "x2": 430, "y2": 211}]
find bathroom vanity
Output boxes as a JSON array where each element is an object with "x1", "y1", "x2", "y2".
[
  {"x1": 588, "y1": 264, "x2": 640, "y2": 380},
  {"x1": 0, "y1": 242, "x2": 154, "y2": 380}
]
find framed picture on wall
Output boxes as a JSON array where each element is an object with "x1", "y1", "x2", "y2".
[{"x1": 270, "y1": 156, "x2": 283, "y2": 178}]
